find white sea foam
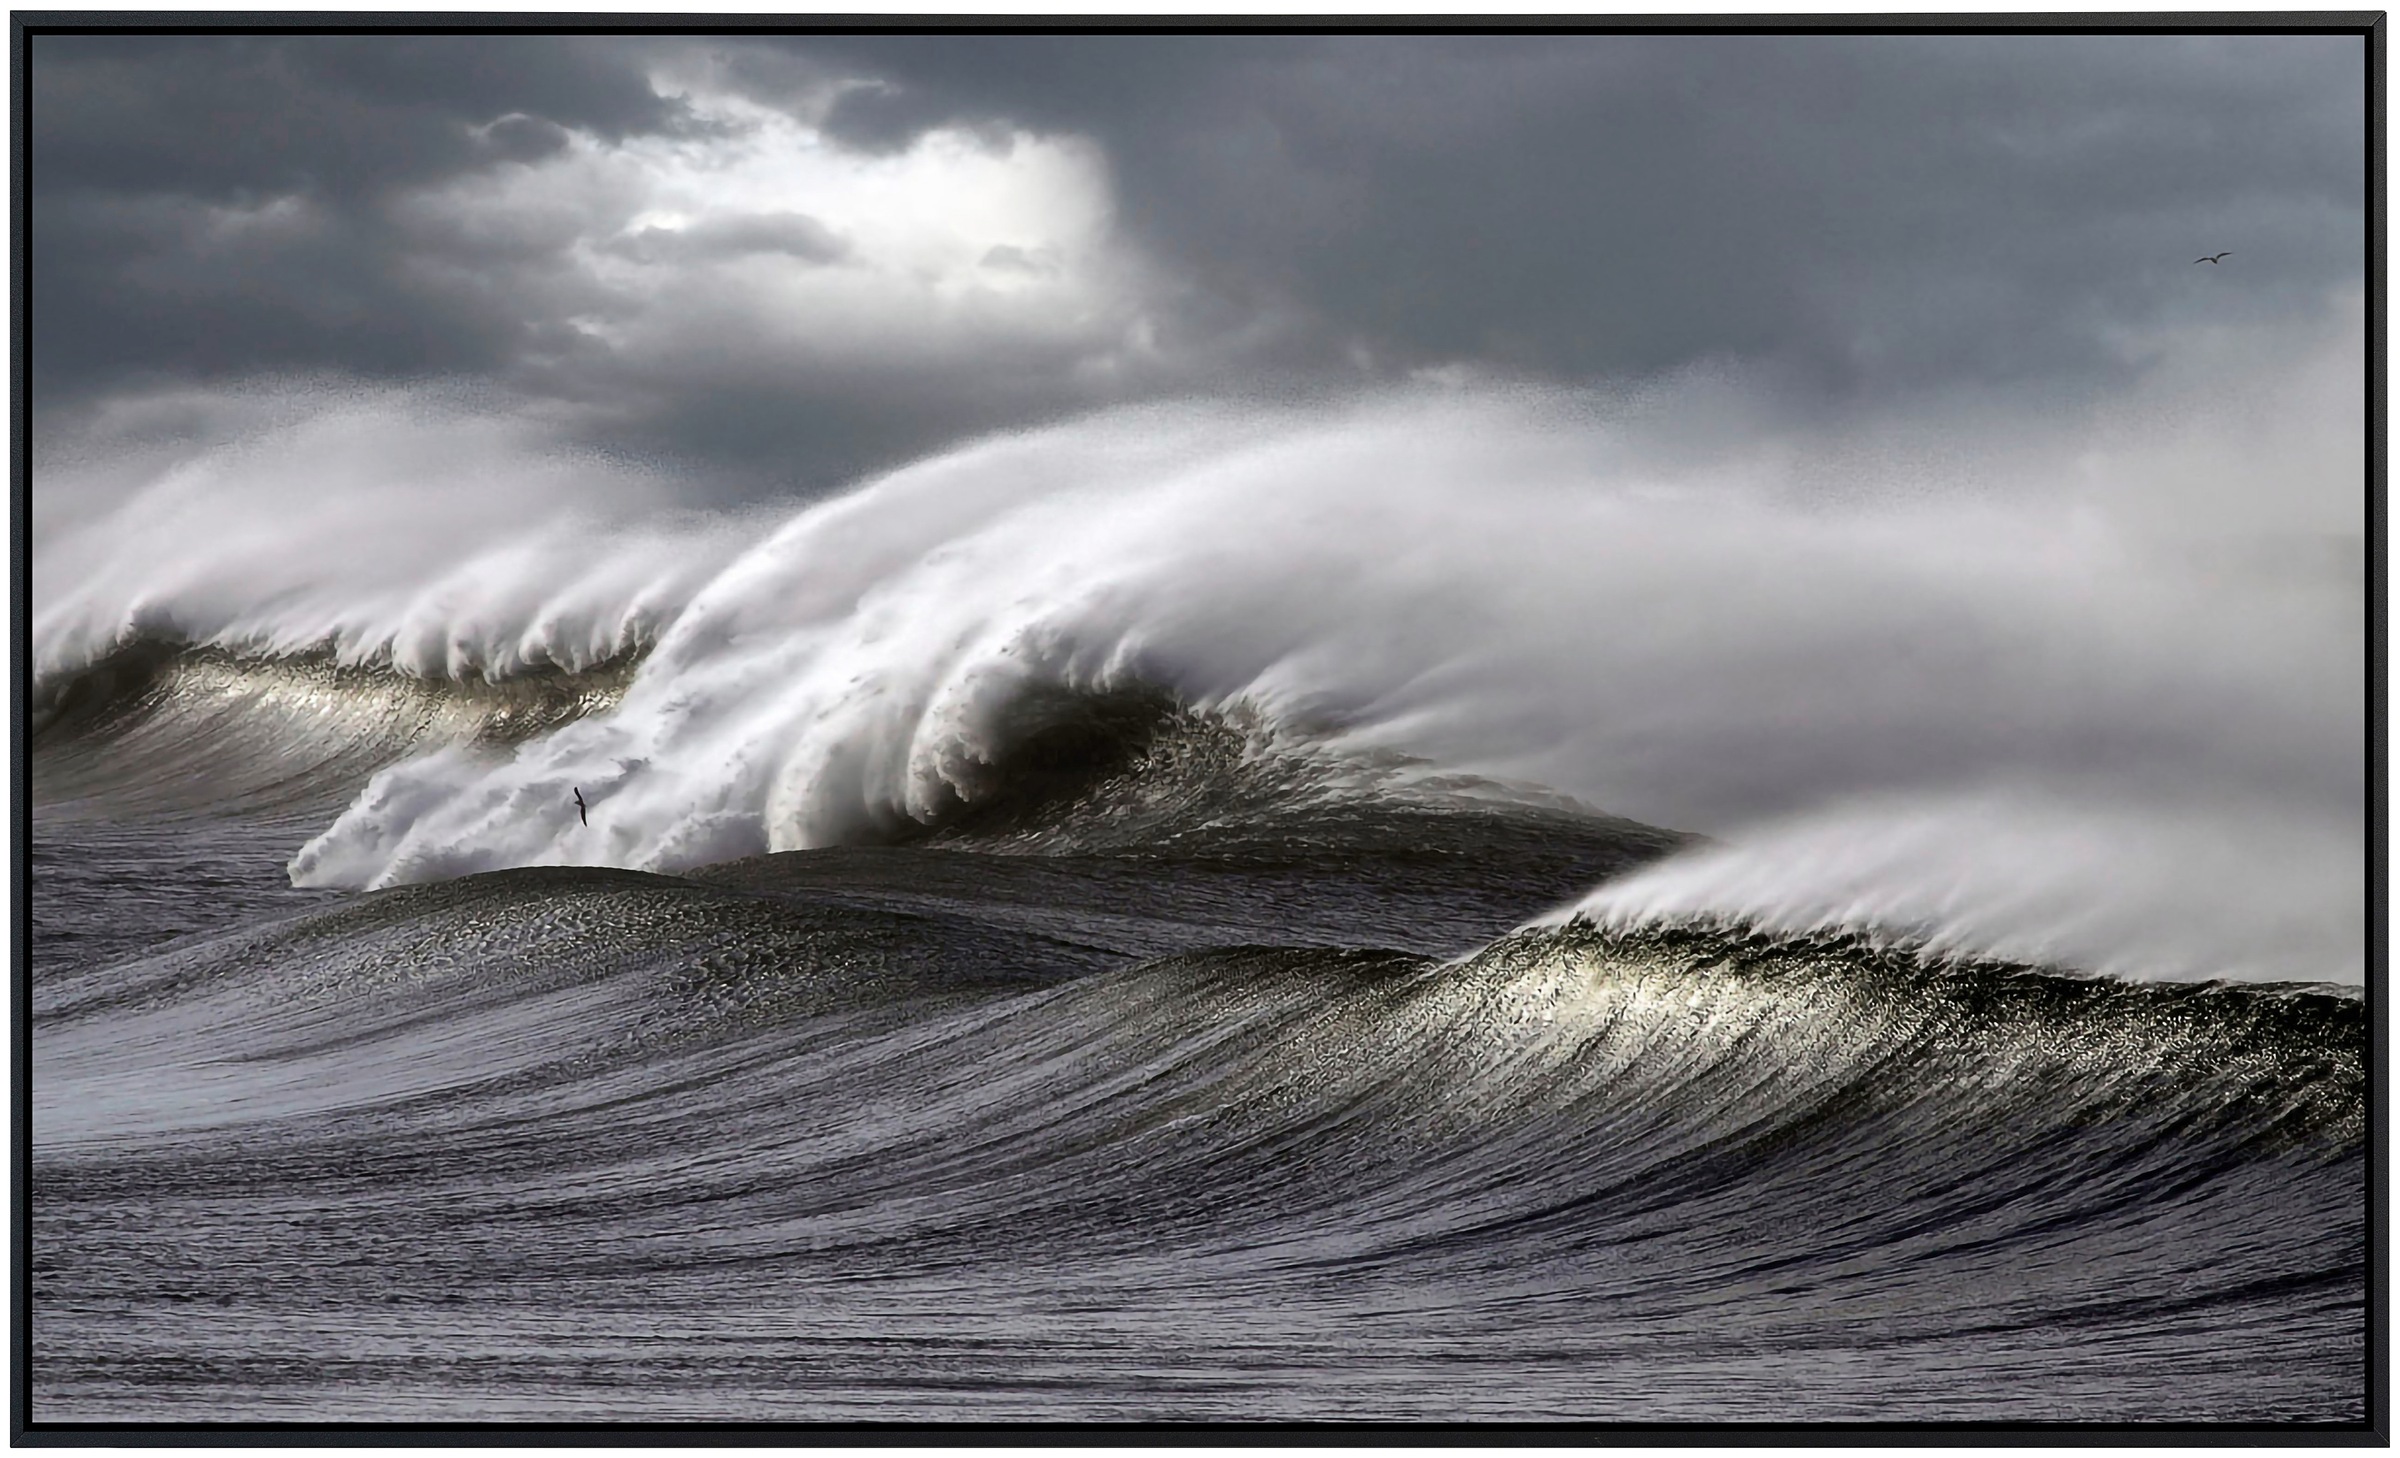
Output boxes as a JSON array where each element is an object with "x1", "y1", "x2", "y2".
[{"x1": 31, "y1": 305, "x2": 2367, "y2": 983}]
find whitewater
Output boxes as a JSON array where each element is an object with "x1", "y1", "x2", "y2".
[{"x1": 35, "y1": 343, "x2": 2366, "y2": 983}]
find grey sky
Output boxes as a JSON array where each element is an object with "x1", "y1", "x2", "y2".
[{"x1": 29, "y1": 28, "x2": 2369, "y2": 498}]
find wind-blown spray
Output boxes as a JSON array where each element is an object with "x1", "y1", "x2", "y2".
[{"x1": 33, "y1": 339, "x2": 2365, "y2": 984}]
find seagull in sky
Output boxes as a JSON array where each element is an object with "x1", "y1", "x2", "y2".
[
  {"x1": 2194, "y1": 251, "x2": 2232, "y2": 264},
  {"x1": 573, "y1": 787, "x2": 588, "y2": 827}
]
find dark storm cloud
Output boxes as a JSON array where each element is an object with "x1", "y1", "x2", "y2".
[
  {"x1": 32, "y1": 34, "x2": 678, "y2": 200},
  {"x1": 31, "y1": 34, "x2": 683, "y2": 401},
  {"x1": 29, "y1": 29, "x2": 2369, "y2": 494},
  {"x1": 761, "y1": 33, "x2": 2365, "y2": 393}
]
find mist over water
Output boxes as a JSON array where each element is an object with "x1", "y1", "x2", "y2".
[
  {"x1": 32, "y1": 307, "x2": 2366, "y2": 985},
  {"x1": 1553, "y1": 789, "x2": 2364, "y2": 986},
  {"x1": 33, "y1": 390, "x2": 749, "y2": 686}
]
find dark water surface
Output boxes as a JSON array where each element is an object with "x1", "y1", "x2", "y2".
[{"x1": 29, "y1": 655, "x2": 2367, "y2": 1423}]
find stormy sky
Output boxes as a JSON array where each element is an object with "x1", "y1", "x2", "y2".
[{"x1": 30, "y1": 28, "x2": 2369, "y2": 499}]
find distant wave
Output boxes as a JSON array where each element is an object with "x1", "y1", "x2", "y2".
[
  {"x1": 32, "y1": 637, "x2": 635, "y2": 742},
  {"x1": 32, "y1": 644, "x2": 635, "y2": 824},
  {"x1": 33, "y1": 390, "x2": 750, "y2": 694}
]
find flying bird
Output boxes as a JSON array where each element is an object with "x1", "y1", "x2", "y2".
[
  {"x1": 573, "y1": 787, "x2": 588, "y2": 827},
  {"x1": 2194, "y1": 252, "x2": 2232, "y2": 264}
]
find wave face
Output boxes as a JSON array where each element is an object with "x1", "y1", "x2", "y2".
[
  {"x1": 31, "y1": 360, "x2": 2367, "y2": 1421},
  {"x1": 33, "y1": 853, "x2": 2364, "y2": 1421}
]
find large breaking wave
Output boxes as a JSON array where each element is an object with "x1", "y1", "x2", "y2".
[{"x1": 33, "y1": 332, "x2": 2367, "y2": 983}]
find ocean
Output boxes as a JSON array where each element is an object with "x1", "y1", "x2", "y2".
[{"x1": 28, "y1": 391, "x2": 2368, "y2": 1424}]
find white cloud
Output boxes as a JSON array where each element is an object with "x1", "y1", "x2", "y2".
[{"x1": 396, "y1": 71, "x2": 1160, "y2": 383}]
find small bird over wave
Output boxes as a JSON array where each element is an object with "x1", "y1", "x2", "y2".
[
  {"x1": 2195, "y1": 251, "x2": 2232, "y2": 264},
  {"x1": 573, "y1": 787, "x2": 588, "y2": 827}
]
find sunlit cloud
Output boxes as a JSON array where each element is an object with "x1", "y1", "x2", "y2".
[{"x1": 394, "y1": 73, "x2": 1160, "y2": 388}]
